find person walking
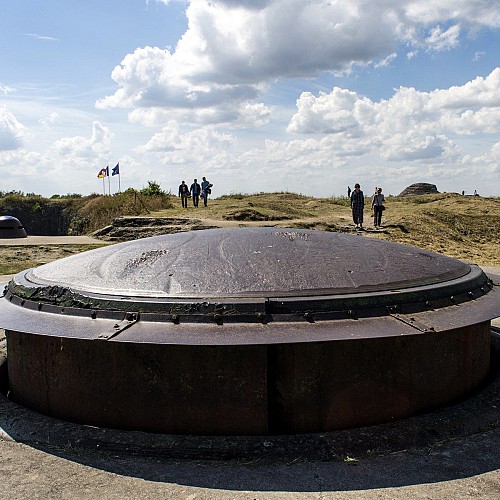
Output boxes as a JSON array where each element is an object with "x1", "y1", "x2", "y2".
[
  {"x1": 350, "y1": 183, "x2": 364, "y2": 230},
  {"x1": 178, "y1": 180, "x2": 189, "y2": 208},
  {"x1": 201, "y1": 176, "x2": 212, "y2": 207},
  {"x1": 190, "y1": 178, "x2": 201, "y2": 207},
  {"x1": 372, "y1": 187, "x2": 385, "y2": 228}
]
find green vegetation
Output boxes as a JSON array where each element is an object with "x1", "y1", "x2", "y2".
[
  {"x1": 0, "y1": 188, "x2": 175, "y2": 235},
  {"x1": 139, "y1": 180, "x2": 166, "y2": 197},
  {"x1": 71, "y1": 190, "x2": 174, "y2": 234},
  {"x1": 50, "y1": 193, "x2": 83, "y2": 199}
]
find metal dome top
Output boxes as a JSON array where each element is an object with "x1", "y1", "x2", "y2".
[
  {"x1": 21, "y1": 227, "x2": 469, "y2": 298},
  {"x1": 1, "y1": 227, "x2": 499, "y2": 345}
]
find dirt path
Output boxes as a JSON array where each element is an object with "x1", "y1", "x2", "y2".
[{"x1": 0, "y1": 235, "x2": 105, "y2": 246}]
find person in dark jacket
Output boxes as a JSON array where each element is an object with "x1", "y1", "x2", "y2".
[
  {"x1": 201, "y1": 177, "x2": 212, "y2": 207},
  {"x1": 350, "y1": 183, "x2": 364, "y2": 230},
  {"x1": 178, "y1": 180, "x2": 189, "y2": 208},
  {"x1": 190, "y1": 179, "x2": 201, "y2": 207}
]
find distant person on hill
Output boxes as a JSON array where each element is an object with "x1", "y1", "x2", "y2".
[
  {"x1": 178, "y1": 180, "x2": 189, "y2": 208},
  {"x1": 347, "y1": 186, "x2": 351, "y2": 198},
  {"x1": 372, "y1": 187, "x2": 385, "y2": 228},
  {"x1": 201, "y1": 176, "x2": 213, "y2": 207},
  {"x1": 190, "y1": 178, "x2": 201, "y2": 207},
  {"x1": 350, "y1": 183, "x2": 364, "y2": 230},
  {"x1": 474, "y1": 190, "x2": 479, "y2": 196}
]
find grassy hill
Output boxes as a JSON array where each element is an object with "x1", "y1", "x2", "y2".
[{"x1": 149, "y1": 192, "x2": 500, "y2": 266}]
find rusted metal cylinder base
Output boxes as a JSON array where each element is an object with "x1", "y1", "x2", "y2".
[{"x1": 6, "y1": 322, "x2": 491, "y2": 435}]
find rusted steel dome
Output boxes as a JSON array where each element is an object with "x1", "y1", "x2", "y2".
[
  {"x1": 1, "y1": 228, "x2": 499, "y2": 435},
  {"x1": 0, "y1": 216, "x2": 27, "y2": 238}
]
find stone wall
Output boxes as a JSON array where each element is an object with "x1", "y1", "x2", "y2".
[{"x1": 0, "y1": 198, "x2": 80, "y2": 236}]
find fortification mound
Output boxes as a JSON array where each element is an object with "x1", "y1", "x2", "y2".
[{"x1": 399, "y1": 183, "x2": 439, "y2": 196}]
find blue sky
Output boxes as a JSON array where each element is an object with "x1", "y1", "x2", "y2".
[{"x1": 1, "y1": 0, "x2": 499, "y2": 197}]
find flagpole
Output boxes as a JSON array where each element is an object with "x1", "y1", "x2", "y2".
[
  {"x1": 102, "y1": 176, "x2": 105, "y2": 196},
  {"x1": 107, "y1": 166, "x2": 111, "y2": 195},
  {"x1": 118, "y1": 173, "x2": 121, "y2": 193}
]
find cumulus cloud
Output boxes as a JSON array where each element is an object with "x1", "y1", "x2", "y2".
[
  {"x1": 0, "y1": 120, "x2": 116, "y2": 196},
  {"x1": 136, "y1": 121, "x2": 236, "y2": 168},
  {"x1": 0, "y1": 107, "x2": 27, "y2": 150},
  {"x1": 99, "y1": 0, "x2": 500, "y2": 126},
  {"x1": 52, "y1": 121, "x2": 111, "y2": 159},
  {"x1": 288, "y1": 68, "x2": 500, "y2": 162}
]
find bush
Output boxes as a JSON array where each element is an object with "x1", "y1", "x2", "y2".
[
  {"x1": 140, "y1": 181, "x2": 165, "y2": 196},
  {"x1": 51, "y1": 193, "x2": 83, "y2": 199}
]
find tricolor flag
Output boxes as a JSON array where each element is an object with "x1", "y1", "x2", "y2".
[
  {"x1": 112, "y1": 162, "x2": 120, "y2": 176},
  {"x1": 97, "y1": 168, "x2": 107, "y2": 178}
]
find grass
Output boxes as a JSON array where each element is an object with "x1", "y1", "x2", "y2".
[
  {"x1": 0, "y1": 245, "x2": 105, "y2": 275},
  {"x1": 150, "y1": 192, "x2": 500, "y2": 266}
]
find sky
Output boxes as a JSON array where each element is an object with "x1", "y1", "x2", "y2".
[{"x1": 0, "y1": 0, "x2": 499, "y2": 198}]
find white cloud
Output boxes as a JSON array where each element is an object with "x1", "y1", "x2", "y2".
[
  {"x1": 136, "y1": 121, "x2": 236, "y2": 165},
  {"x1": 24, "y1": 33, "x2": 59, "y2": 41},
  {"x1": 52, "y1": 121, "x2": 111, "y2": 159},
  {"x1": 0, "y1": 84, "x2": 15, "y2": 95},
  {"x1": 375, "y1": 53, "x2": 397, "y2": 68},
  {"x1": 473, "y1": 51, "x2": 485, "y2": 61},
  {"x1": 0, "y1": 107, "x2": 27, "y2": 150},
  {"x1": 39, "y1": 112, "x2": 61, "y2": 128},
  {"x1": 0, "y1": 121, "x2": 117, "y2": 195},
  {"x1": 288, "y1": 68, "x2": 500, "y2": 164},
  {"x1": 425, "y1": 24, "x2": 461, "y2": 52},
  {"x1": 287, "y1": 88, "x2": 363, "y2": 135},
  {"x1": 431, "y1": 68, "x2": 500, "y2": 108},
  {"x1": 98, "y1": 1, "x2": 500, "y2": 126},
  {"x1": 404, "y1": 1, "x2": 500, "y2": 27}
]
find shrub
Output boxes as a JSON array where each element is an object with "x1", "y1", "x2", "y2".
[{"x1": 140, "y1": 181, "x2": 165, "y2": 196}]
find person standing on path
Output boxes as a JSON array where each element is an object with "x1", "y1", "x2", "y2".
[
  {"x1": 201, "y1": 177, "x2": 212, "y2": 207},
  {"x1": 372, "y1": 187, "x2": 385, "y2": 228},
  {"x1": 350, "y1": 183, "x2": 364, "y2": 230},
  {"x1": 190, "y1": 179, "x2": 201, "y2": 208},
  {"x1": 178, "y1": 180, "x2": 189, "y2": 208}
]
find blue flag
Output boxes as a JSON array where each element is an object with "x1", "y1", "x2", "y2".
[
  {"x1": 112, "y1": 162, "x2": 120, "y2": 176},
  {"x1": 105, "y1": 165, "x2": 109, "y2": 177}
]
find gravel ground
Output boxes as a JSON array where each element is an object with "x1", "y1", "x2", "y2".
[{"x1": 0, "y1": 429, "x2": 499, "y2": 499}]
